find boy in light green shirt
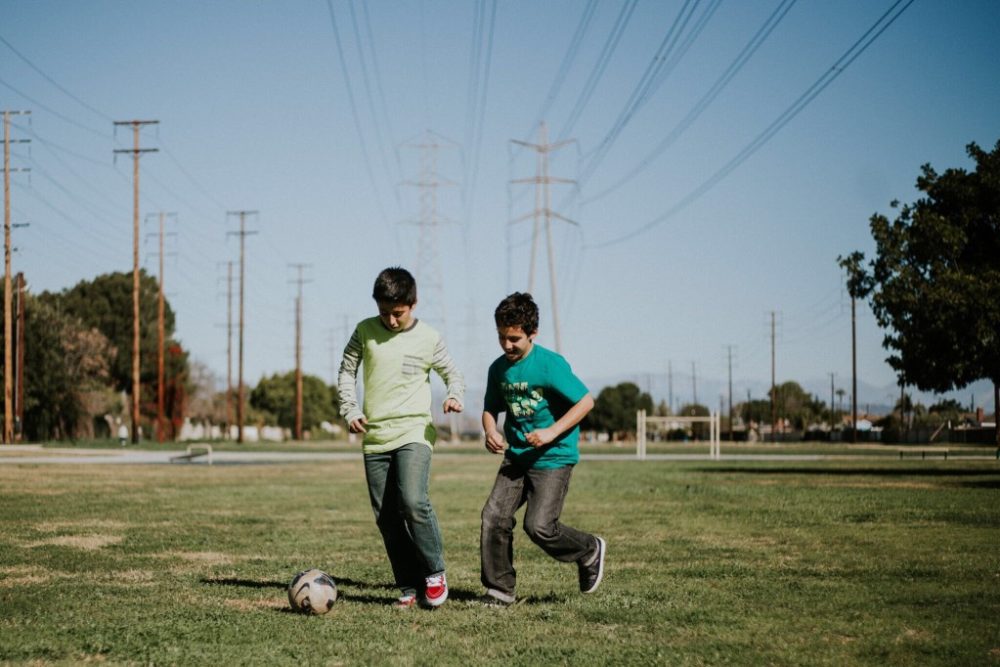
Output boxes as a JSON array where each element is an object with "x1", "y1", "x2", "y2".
[{"x1": 338, "y1": 267, "x2": 464, "y2": 608}]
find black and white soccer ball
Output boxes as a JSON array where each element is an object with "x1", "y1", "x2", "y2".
[{"x1": 288, "y1": 569, "x2": 338, "y2": 614}]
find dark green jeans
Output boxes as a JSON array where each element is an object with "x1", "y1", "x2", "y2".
[{"x1": 364, "y1": 443, "x2": 445, "y2": 597}]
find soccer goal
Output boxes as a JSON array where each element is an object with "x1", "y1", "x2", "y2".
[{"x1": 636, "y1": 409, "x2": 721, "y2": 461}]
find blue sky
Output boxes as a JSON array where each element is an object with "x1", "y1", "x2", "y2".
[{"x1": 3, "y1": 0, "x2": 999, "y2": 417}]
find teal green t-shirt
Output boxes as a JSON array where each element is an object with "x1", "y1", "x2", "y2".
[{"x1": 483, "y1": 344, "x2": 589, "y2": 469}]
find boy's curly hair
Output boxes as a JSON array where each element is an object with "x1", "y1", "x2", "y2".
[
  {"x1": 494, "y1": 292, "x2": 539, "y2": 335},
  {"x1": 372, "y1": 267, "x2": 417, "y2": 305}
]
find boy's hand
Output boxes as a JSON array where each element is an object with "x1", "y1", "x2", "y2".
[
  {"x1": 484, "y1": 429, "x2": 505, "y2": 454},
  {"x1": 442, "y1": 398, "x2": 463, "y2": 414},
  {"x1": 349, "y1": 416, "x2": 368, "y2": 433},
  {"x1": 525, "y1": 427, "x2": 556, "y2": 448}
]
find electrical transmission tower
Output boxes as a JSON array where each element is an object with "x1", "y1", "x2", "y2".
[
  {"x1": 402, "y1": 130, "x2": 457, "y2": 330},
  {"x1": 114, "y1": 119, "x2": 158, "y2": 444},
  {"x1": 510, "y1": 122, "x2": 576, "y2": 353},
  {"x1": 402, "y1": 130, "x2": 460, "y2": 441}
]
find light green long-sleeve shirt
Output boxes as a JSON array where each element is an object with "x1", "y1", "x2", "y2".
[{"x1": 337, "y1": 317, "x2": 465, "y2": 453}]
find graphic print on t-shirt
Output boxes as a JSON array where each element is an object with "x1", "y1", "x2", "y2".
[{"x1": 502, "y1": 381, "x2": 544, "y2": 418}]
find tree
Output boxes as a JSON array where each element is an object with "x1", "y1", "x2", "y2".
[
  {"x1": 740, "y1": 399, "x2": 771, "y2": 425},
  {"x1": 841, "y1": 140, "x2": 1000, "y2": 445},
  {"x1": 39, "y1": 270, "x2": 189, "y2": 435},
  {"x1": 40, "y1": 270, "x2": 177, "y2": 393},
  {"x1": 249, "y1": 371, "x2": 338, "y2": 434},
  {"x1": 769, "y1": 381, "x2": 824, "y2": 430},
  {"x1": 14, "y1": 296, "x2": 114, "y2": 440},
  {"x1": 583, "y1": 382, "x2": 653, "y2": 439},
  {"x1": 929, "y1": 398, "x2": 964, "y2": 418}
]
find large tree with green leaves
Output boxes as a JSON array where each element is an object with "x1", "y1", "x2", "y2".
[
  {"x1": 583, "y1": 382, "x2": 653, "y2": 438},
  {"x1": 16, "y1": 296, "x2": 115, "y2": 440},
  {"x1": 249, "y1": 371, "x2": 339, "y2": 434},
  {"x1": 40, "y1": 270, "x2": 175, "y2": 392},
  {"x1": 39, "y1": 270, "x2": 189, "y2": 437},
  {"x1": 841, "y1": 140, "x2": 1000, "y2": 445}
]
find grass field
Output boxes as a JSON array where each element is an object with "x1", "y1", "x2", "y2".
[{"x1": 1, "y1": 453, "x2": 998, "y2": 665}]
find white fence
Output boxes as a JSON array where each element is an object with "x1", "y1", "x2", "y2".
[{"x1": 636, "y1": 409, "x2": 721, "y2": 460}]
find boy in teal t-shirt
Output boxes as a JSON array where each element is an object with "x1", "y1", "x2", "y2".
[
  {"x1": 338, "y1": 267, "x2": 464, "y2": 609},
  {"x1": 479, "y1": 292, "x2": 606, "y2": 606}
]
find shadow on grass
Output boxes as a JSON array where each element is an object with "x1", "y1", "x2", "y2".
[
  {"x1": 201, "y1": 576, "x2": 566, "y2": 609},
  {"x1": 201, "y1": 577, "x2": 286, "y2": 589},
  {"x1": 696, "y1": 466, "x2": 999, "y2": 478},
  {"x1": 955, "y1": 479, "x2": 1000, "y2": 489}
]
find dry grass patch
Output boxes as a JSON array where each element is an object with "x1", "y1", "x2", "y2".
[
  {"x1": 223, "y1": 597, "x2": 287, "y2": 612},
  {"x1": 33, "y1": 519, "x2": 129, "y2": 533},
  {"x1": 25, "y1": 534, "x2": 123, "y2": 550},
  {"x1": 157, "y1": 550, "x2": 235, "y2": 572}
]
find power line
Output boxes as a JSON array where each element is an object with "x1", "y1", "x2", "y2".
[
  {"x1": 0, "y1": 77, "x2": 109, "y2": 139},
  {"x1": 586, "y1": 0, "x2": 916, "y2": 249},
  {"x1": 576, "y1": 0, "x2": 720, "y2": 187},
  {"x1": 0, "y1": 33, "x2": 114, "y2": 123},
  {"x1": 584, "y1": 0, "x2": 799, "y2": 205},
  {"x1": 323, "y1": 0, "x2": 394, "y2": 237},
  {"x1": 556, "y1": 0, "x2": 639, "y2": 143},
  {"x1": 462, "y1": 0, "x2": 498, "y2": 230},
  {"x1": 347, "y1": 0, "x2": 400, "y2": 196},
  {"x1": 517, "y1": 0, "x2": 597, "y2": 152}
]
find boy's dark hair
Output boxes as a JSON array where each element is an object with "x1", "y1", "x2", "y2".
[
  {"x1": 373, "y1": 267, "x2": 417, "y2": 305},
  {"x1": 494, "y1": 292, "x2": 539, "y2": 335}
]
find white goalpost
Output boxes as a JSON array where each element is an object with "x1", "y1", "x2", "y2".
[{"x1": 636, "y1": 409, "x2": 721, "y2": 461}]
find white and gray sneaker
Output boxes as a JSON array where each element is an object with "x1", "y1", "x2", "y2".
[{"x1": 578, "y1": 536, "x2": 606, "y2": 593}]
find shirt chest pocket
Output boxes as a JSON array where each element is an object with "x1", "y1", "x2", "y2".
[{"x1": 402, "y1": 354, "x2": 425, "y2": 376}]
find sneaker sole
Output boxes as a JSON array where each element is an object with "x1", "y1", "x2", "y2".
[
  {"x1": 582, "y1": 537, "x2": 606, "y2": 594},
  {"x1": 423, "y1": 588, "x2": 448, "y2": 607}
]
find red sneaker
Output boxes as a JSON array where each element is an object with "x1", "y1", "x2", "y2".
[
  {"x1": 392, "y1": 593, "x2": 416, "y2": 609},
  {"x1": 423, "y1": 573, "x2": 448, "y2": 607}
]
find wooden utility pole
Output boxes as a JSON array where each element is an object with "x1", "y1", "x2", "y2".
[
  {"x1": 114, "y1": 120, "x2": 158, "y2": 444},
  {"x1": 851, "y1": 294, "x2": 858, "y2": 443},
  {"x1": 770, "y1": 310, "x2": 777, "y2": 443},
  {"x1": 510, "y1": 122, "x2": 576, "y2": 353},
  {"x1": 146, "y1": 212, "x2": 176, "y2": 442},
  {"x1": 289, "y1": 263, "x2": 312, "y2": 441},
  {"x1": 226, "y1": 260, "x2": 234, "y2": 437},
  {"x1": 667, "y1": 360, "x2": 673, "y2": 415},
  {"x1": 725, "y1": 345, "x2": 735, "y2": 440},
  {"x1": 227, "y1": 211, "x2": 257, "y2": 444},
  {"x1": 3, "y1": 110, "x2": 29, "y2": 444},
  {"x1": 14, "y1": 272, "x2": 24, "y2": 440},
  {"x1": 829, "y1": 372, "x2": 835, "y2": 430},
  {"x1": 691, "y1": 361, "x2": 698, "y2": 409}
]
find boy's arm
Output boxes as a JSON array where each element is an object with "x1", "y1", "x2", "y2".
[
  {"x1": 482, "y1": 410, "x2": 505, "y2": 454},
  {"x1": 430, "y1": 337, "x2": 465, "y2": 413},
  {"x1": 336, "y1": 327, "x2": 367, "y2": 432},
  {"x1": 525, "y1": 394, "x2": 594, "y2": 448}
]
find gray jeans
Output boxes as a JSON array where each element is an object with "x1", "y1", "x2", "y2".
[
  {"x1": 480, "y1": 459, "x2": 596, "y2": 597},
  {"x1": 364, "y1": 443, "x2": 445, "y2": 596}
]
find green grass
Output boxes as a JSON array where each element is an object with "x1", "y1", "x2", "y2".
[{"x1": 1, "y1": 456, "x2": 998, "y2": 665}]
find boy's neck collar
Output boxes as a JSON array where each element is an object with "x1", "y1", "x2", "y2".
[{"x1": 378, "y1": 317, "x2": 419, "y2": 333}]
